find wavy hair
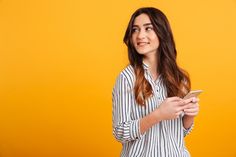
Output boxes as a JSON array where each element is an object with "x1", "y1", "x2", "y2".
[{"x1": 123, "y1": 7, "x2": 191, "y2": 106}]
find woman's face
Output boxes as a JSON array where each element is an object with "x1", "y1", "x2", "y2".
[{"x1": 131, "y1": 13, "x2": 159, "y2": 57}]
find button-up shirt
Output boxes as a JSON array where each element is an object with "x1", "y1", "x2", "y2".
[{"x1": 112, "y1": 63, "x2": 193, "y2": 157}]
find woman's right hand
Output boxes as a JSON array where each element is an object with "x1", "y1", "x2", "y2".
[
  {"x1": 153, "y1": 97, "x2": 187, "y2": 121},
  {"x1": 140, "y1": 97, "x2": 193, "y2": 133}
]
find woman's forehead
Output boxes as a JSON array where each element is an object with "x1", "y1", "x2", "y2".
[{"x1": 133, "y1": 14, "x2": 152, "y2": 26}]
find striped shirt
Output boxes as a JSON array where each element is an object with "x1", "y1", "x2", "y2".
[{"x1": 112, "y1": 63, "x2": 193, "y2": 157}]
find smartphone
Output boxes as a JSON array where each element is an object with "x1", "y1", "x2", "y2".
[{"x1": 183, "y1": 90, "x2": 203, "y2": 99}]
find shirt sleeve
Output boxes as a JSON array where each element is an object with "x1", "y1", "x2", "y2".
[
  {"x1": 112, "y1": 73, "x2": 145, "y2": 143},
  {"x1": 183, "y1": 122, "x2": 194, "y2": 137}
]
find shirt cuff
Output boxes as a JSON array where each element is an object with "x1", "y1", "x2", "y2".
[
  {"x1": 130, "y1": 119, "x2": 146, "y2": 140},
  {"x1": 183, "y1": 123, "x2": 194, "y2": 137}
]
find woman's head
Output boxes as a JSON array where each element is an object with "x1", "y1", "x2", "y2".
[
  {"x1": 130, "y1": 13, "x2": 160, "y2": 58},
  {"x1": 124, "y1": 7, "x2": 177, "y2": 67},
  {"x1": 123, "y1": 7, "x2": 191, "y2": 105}
]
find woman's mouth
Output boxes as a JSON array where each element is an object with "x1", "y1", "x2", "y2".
[{"x1": 137, "y1": 42, "x2": 150, "y2": 46}]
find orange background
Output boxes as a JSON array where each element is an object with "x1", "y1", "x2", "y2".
[{"x1": 0, "y1": 0, "x2": 236, "y2": 156}]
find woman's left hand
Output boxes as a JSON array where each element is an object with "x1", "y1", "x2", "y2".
[{"x1": 183, "y1": 97, "x2": 200, "y2": 117}]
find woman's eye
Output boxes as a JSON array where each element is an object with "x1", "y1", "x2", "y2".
[
  {"x1": 132, "y1": 28, "x2": 139, "y2": 33},
  {"x1": 146, "y1": 27, "x2": 153, "y2": 31}
]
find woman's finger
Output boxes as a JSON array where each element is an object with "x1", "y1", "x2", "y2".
[
  {"x1": 184, "y1": 103, "x2": 199, "y2": 109},
  {"x1": 184, "y1": 108, "x2": 198, "y2": 113}
]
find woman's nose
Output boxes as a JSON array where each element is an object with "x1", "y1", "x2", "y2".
[{"x1": 137, "y1": 29, "x2": 146, "y2": 39}]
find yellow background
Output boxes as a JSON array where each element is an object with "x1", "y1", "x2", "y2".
[{"x1": 0, "y1": 0, "x2": 236, "y2": 156}]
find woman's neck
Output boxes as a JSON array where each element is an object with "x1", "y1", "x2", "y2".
[{"x1": 143, "y1": 56, "x2": 159, "y2": 81}]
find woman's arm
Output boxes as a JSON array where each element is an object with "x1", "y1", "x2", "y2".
[
  {"x1": 182, "y1": 115, "x2": 195, "y2": 130},
  {"x1": 140, "y1": 97, "x2": 189, "y2": 134},
  {"x1": 182, "y1": 97, "x2": 199, "y2": 130},
  {"x1": 112, "y1": 74, "x2": 187, "y2": 142},
  {"x1": 112, "y1": 74, "x2": 144, "y2": 142}
]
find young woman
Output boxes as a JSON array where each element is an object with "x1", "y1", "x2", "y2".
[{"x1": 112, "y1": 7, "x2": 199, "y2": 157}]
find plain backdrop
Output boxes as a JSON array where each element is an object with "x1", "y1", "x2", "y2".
[{"x1": 0, "y1": 0, "x2": 236, "y2": 156}]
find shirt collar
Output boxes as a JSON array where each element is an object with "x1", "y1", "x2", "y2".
[
  {"x1": 142, "y1": 61, "x2": 162, "y2": 84},
  {"x1": 142, "y1": 61, "x2": 149, "y2": 70}
]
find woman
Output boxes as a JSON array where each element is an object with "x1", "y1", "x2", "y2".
[{"x1": 112, "y1": 7, "x2": 199, "y2": 157}]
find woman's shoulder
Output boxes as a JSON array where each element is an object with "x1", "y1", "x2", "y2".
[{"x1": 116, "y1": 64, "x2": 135, "y2": 85}]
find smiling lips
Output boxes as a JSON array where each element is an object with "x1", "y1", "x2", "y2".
[{"x1": 137, "y1": 42, "x2": 150, "y2": 46}]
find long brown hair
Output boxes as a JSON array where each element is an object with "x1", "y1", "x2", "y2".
[{"x1": 123, "y1": 7, "x2": 191, "y2": 106}]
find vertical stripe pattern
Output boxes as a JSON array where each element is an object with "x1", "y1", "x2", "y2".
[{"x1": 112, "y1": 64, "x2": 193, "y2": 157}]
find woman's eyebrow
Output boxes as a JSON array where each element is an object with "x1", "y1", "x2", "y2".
[
  {"x1": 133, "y1": 23, "x2": 152, "y2": 27},
  {"x1": 143, "y1": 23, "x2": 152, "y2": 26}
]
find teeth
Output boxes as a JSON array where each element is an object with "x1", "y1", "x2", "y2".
[{"x1": 138, "y1": 42, "x2": 148, "y2": 46}]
